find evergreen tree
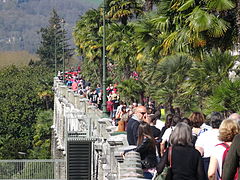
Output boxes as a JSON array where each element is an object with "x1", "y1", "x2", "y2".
[{"x1": 36, "y1": 9, "x2": 73, "y2": 68}]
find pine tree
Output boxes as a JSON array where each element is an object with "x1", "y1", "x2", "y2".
[{"x1": 36, "y1": 9, "x2": 73, "y2": 68}]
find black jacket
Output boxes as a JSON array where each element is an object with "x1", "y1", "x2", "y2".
[
  {"x1": 136, "y1": 137, "x2": 157, "y2": 169},
  {"x1": 222, "y1": 134, "x2": 240, "y2": 180},
  {"x1": 157, "y1": 145, "x2": 205, "y2": 180},
  {"x1": 124, "y1": 137, "x2": 157, "y2": 169},
  {"x1": 127, "y1": 117, "x2": 140, "y2": 145}
]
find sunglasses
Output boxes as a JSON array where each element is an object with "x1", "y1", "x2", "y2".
[{"x1": 139, "y1": 112, "x2": 147, "y2": 115}]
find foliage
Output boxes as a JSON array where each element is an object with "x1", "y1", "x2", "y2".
[
  {"x1": 134, "y1": 0, "x2": 236, "y2": 59},
  {"x1": 107, "y1": 0, "x2": 143, "y2": 25},
  {"x1": 36, "y1": 9, "x2": 73, "y2": 68},
  {"x1": 73, "y1": 8, "x2": 103, "y2": 85},
  {"x1": 28, "y1": 110, "x2": 53, "y2": 159},
  {"x1": 117, "y1": 78, "x2": 145, "y2": 104},
  {"x1": 106, "y1": 23, "x2": 138, "y2": 80},
  {"x1": 72, "y1": 0, "x2": 239, "y2": 115},
  {"x1": 0, "y1": 65, "x2": 53, "y2": 159},
  {"x1": 142, "y1": 54, "x2": 193, "y2": 109},
  {"x1": 187, "y1": 49, "x2": 236, "y2": 106},
  {"x1": 205, "y1": 79, "x2": 240, "y2": 114}
]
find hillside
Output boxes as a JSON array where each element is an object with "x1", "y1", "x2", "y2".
[
  {"x1": 0, "y1": 0, "x2": 101, "y2": 53},
  {"x1": 0, "y1": 51, "x2": 39, "y2": 68}
]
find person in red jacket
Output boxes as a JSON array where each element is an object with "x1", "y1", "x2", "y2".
[{"x1": 106, "y1": 96, "x2": 113, "y2": 118}]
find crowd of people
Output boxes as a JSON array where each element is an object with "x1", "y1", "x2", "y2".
[
  {"x1": 59, "y1": 69, "x2": 240, "y2": 180},
  {"x1": 124, "y1": 106, "x2": 240, "y2": 180}
]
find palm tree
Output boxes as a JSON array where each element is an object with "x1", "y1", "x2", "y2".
[
  {"x1": 142, "y1": 54, "x2": 193, "y2": 110},
  {"x1": 107, "y1": 0, "x2": 143, "y2": 25},
  {"x1": 237, "y1": 0, "x2": 240, "y2": 48},
  {"x1": 135, "y1": 0, "x2": 235, "y2": 58},
  {"x1": 73, "y1": 9, "x2": 103, "y2": 85},
  {"x1": 106, "y1": 23, "x2": 138, "y2": 80},
  {"x1": 206, "y1": 78, "x2": 240, "y2": 114},
  {"x1": 186, "y1": 49, "x2": 237, "y2": 110},
  {"x1": 117, "y1": 78, "x2": 145, "y2": 104}
]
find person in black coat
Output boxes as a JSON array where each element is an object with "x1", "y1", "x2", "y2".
[
  {"x1": 222, "y1": 133, "x2": 240, "y2": 180},
  {"x1": 157, "y1": 122, "x2": 205, "y2": 180}
]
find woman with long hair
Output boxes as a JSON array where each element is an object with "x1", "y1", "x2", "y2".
[
  {"x1": 124, "y1": 121, "x2": 157, "y2": 179},
  {"x1": 137, "y1": 122, "x2": 157, "y2": 178}
]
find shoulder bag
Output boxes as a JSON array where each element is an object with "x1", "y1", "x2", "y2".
[{"x1": 154, "y1": 146, "x2": 172, "y2": 180}]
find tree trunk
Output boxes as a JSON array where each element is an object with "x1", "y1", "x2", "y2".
[
  {"x1": 121, "y1": 16, "x2": 128, "y2": 25},
  {"x1": 145, "y1": 0, "x2": 153, "y2": 11},
  {"x1": 124, "y1": 63, "x2": 131, "y2": 79},
  {"x1": 237, "y1": 0, "x2": 240, "y2": 48}
]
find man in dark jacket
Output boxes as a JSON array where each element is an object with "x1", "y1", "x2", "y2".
[
  {"x1": 127, "y1": 106, "x2": 147, "y2": 145},
  {"x1": 222, "y1": 133, "x2": 240, "y2": 180}
]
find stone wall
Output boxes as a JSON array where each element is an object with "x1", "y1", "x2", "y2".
[{"x1": 52, "y1": 78, "x2": 145, "y2": 180}]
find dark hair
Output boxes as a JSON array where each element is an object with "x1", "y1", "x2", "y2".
[
  {"x1": 170, "y1": 106, "x2": 175, "y2": 115},
  {"x1": 147, "y1": 107, "x2": 154, "y2": 114},
  {"x1": 174, "y1": 107, "x2": 181, "y2": 116},
  {"x1": 121, "y1": 106, "x2": 126, "y2": 111},
  {"x1": 165, "y1": 114, "x2": 173, "y2": 128},
  {"x1": 171, "y1": 116, "x2": 181, "y2": 126},
  {"x1": 150, "y1": 110, "x2": 161, "y2": 122},
  {"x1": 137, "y1": 122, "x2": 155, "y2": 150},
  {"x1": 222, "y1": 110, "x2": 235, "y2": 119},
  {"x1": 181, "y1": 117, "x2": 192, "y2": 127},
  {"x1": 210, "y1": 112, "x2": 223, "y2": 128},
  {"x1": 188, "y1": 112, "x2": 205, "y2": 128}
]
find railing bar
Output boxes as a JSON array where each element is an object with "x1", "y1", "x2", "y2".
[
  {"x1": 0, "y1": 159, "x2": 65, "y2": 162},
  {"x1": 19, "y1": 161, "x2": 21, "y2": 178},
  {"x1": 50, "y1": 162, "x2": 52, "y2": 179},
  {"x1": 35, "y1": 161, "x2": 36, "y2": 179},
  {"x1": 48, "y1": 162, "x2": 50, "y2": 179},
  {"x1": 27, "y1": 161, "x2": 29, "y2": 179}
]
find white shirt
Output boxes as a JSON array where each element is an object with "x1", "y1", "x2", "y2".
[
  {"x1": 155, "y1": 119, "x2": 165, "y2": 131},
  {"x1": 198, "y1": 123, "x2": 212, "y2": 136},
  {"x1": 195, "y1": 129, "x2": 222, "y2": 158},
  {"x1": 116, "y1": 105, "x2": 123, "y2": 116},
  {"x1": 211, "y1": 144, "x2": 227, "y2": 179},
  {"x1": 162, "y1": 127, "x2": 175, "y2": 142}
]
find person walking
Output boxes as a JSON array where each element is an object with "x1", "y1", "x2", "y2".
[
  {"x1": 157, "y1": 122, "x2": 205, "y2": 180},
  {"x1": 222, "y1": 134, "x2": 240, "y2": 179},
  {"x1": 195, "y1": 112, "x2": 223, "y2": 179},
  {"x1": 208, "y1": 119, "x2": 240, "y2": 180}
]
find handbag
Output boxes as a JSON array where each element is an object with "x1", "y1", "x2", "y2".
[
  {"x1": 154, "y1": 147, "x2": 172, "y2": 180},
  {"x1": 141, "y1": 158, "x2": 151, "y2": 169}
]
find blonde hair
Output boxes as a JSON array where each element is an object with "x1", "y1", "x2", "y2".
[{"x1": 218, "y1": 119, "x2": 240, "y2": 142}]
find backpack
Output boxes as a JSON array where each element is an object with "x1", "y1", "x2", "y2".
[{"x1": 216, "y1": 143, "x2": 238, "y2": 180}]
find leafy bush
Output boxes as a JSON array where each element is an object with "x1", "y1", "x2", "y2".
[
  {"x1": 205, "y1": 79, "x2": 240, "y2": 114},
  {"x1": 0, "y1": 65, "x2": 53, "y2": 159}
]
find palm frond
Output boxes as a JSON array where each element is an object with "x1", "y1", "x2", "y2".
[{"x1": 207, "y1": 0, "x2": 235, "y2": 11}]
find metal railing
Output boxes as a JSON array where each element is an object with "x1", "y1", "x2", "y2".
[{"x1": 0, "y1": 159, "x2": 65, "y2": 180}]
